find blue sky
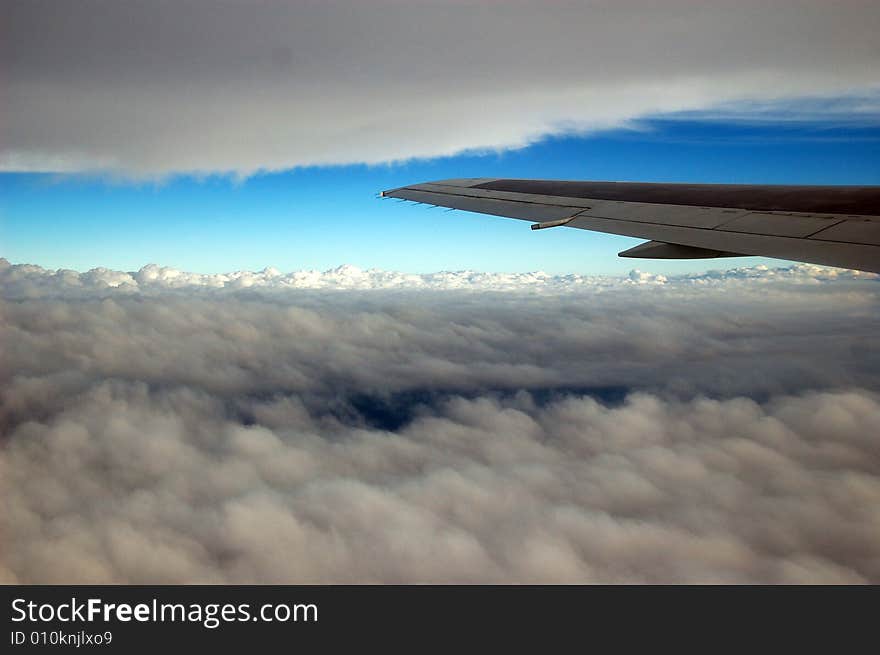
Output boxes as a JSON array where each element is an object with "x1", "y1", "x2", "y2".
[{"x1": 2, "y1": 116, "x2": 878, "y2": 276}]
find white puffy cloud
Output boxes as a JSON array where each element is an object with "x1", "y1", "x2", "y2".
[
  {"x1": 2, "y1": 259, "x2": 879, "y2": 583},
  {"x1": 3, "y1": 385, "x2": 880, "y2": 584},
  {"x1": 3, "y1": 1, "x2": 879, "y2": 176},
  {"x1": 1, "y1": 258, "x2": 875, "y2": 298}
]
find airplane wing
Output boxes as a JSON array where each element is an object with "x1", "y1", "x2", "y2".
[{"x1": 381, "y1": 178, "x2": 880, "y2": 273}]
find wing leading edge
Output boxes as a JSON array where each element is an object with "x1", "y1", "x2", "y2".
[{"x1": 381, "y1": 178, "x2": 880, "y2": 273}]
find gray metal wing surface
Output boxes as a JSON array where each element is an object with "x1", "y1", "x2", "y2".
[{"x1": 381, "y1": 178, "x2": 880, "y2": 273}]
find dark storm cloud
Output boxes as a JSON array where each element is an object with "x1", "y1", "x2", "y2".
[
  {"x1": 3, "y1": 1, "x2": 879, "y2": 175},
  {"x1": 1, "y1": 260, "x2": 879, "y2": 582}
]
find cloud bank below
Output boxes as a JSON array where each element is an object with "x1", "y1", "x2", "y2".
[{"x1": 2, "y1": 259, "x2": 879, "y2": 583}]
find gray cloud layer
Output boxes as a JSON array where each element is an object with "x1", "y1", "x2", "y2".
[
  {"x1": 3, "y1": 1, "x2": 879, "y2": 175},
  {"x1": 2, "y1": 260, "x2": 879, "y2": 583}
]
